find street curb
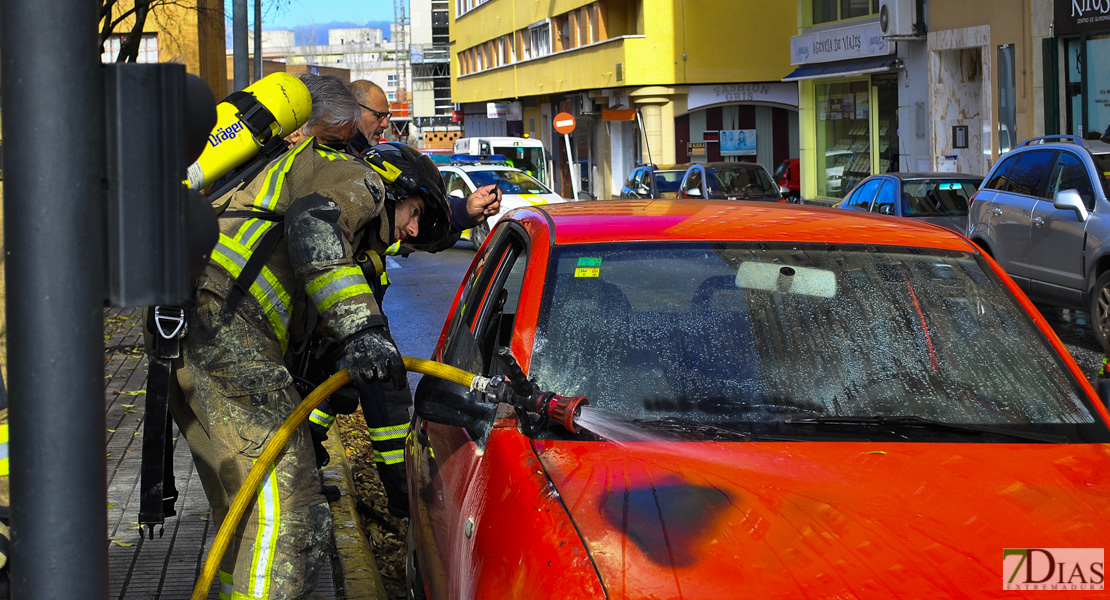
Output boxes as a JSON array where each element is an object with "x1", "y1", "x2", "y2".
[{"x1": 321, "y1": 425, "x2": 390, "y2": 600}]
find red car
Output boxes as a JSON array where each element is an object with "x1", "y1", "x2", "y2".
[
  {"x1": 406, "y1": 200, "x2": 1110, "y2": 599},
  {"x1": 773, "y1": 157, "x2": 800, "y2": 201}
]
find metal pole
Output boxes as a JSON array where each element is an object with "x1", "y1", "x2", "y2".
[
  {"x1": 564, "y1": 133, "x2": 581, "y2": 200},
  {"x1": 233, "y1": 0, "x2": 249, "y2": 91},
  {"x1": 1, "y1": 0, "x2": 108, "y2": 596},
  {"x1": 253, "y1": 0, "x2": 263, "y2": 82}
]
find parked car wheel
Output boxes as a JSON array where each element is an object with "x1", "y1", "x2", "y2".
[
  {"x1": 471, "y1": 220, "x2": 491, "y2": 249},
  {"x1": 1090, "y1": 270, "x2": 1110, "y2": 352},
  {"x1": 406, "y1": 522, "x2": 427, "y2": 600}
]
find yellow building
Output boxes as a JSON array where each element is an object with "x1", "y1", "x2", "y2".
[
  {"x1": 450, "y1": 0, "x2": 799, "y2": 199},
  {"x1": 786, "y1": 0, "x2": 1040, "y2": 204},
  {"x1": 100, "y1": 0, "x2": 227, "y2": 99}
]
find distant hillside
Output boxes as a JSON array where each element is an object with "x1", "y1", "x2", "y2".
[{"x1": 228, "y1": 20, "x2": 395, "y2": 48}]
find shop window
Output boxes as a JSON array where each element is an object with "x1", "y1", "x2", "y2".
[
  {"x1": 815, "y1": 80, "x2": 871, "y2": 199},
  {"x1": 1086, "y1": 34, "x2": 1110, "y2": 138}
]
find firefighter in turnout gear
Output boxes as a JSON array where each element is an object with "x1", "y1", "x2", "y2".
[
  {"x1": 168, "y1": 73, "x2": 451, "y2": 600},
  {"x1": 302, "y1": 139, "x2": 501, "y2": 518}
]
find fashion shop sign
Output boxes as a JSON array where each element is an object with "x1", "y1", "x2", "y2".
[
  {"x1": 790, "y1": 21, "x2": 890, "y2": 65},
  {"x1": 1056, "y1": 0, "x2": 1110, "y2": 35}
]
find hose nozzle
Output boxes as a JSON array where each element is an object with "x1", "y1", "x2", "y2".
[{"x1": 529, "y1": 392, "x2": 589, "y2": 434}]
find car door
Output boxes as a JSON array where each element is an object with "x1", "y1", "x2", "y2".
[
  {"x1": 679, "y1": 167, "x2": 703, "y2": 198},
  {"x1": 985, "y1": 150, "x2": 1057, "y2": 283},
  {"x1": 620, "y1": 168, "x2": 642, "y2": 198},
  {"x1": 409, "y1": 224, "x2": 531, "y2": 598},
  {"x1": 1027, "y1": 150, "x2": 1095, "y2": 302}
]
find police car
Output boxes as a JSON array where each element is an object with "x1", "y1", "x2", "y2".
[{"x1": 438, "y1": 154, "x2": 566, "y2": 248}]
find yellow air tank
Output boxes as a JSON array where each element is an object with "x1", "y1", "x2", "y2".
[{"x1": 186, "y1": 72, "x2": 311, "y2": 191}]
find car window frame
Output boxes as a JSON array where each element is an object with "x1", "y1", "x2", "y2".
[
  {"x1": 873, "y1": 178, "x2": 898, "y2": 215},
  {"x1": 441, "y1": 222, "x2": 530, "y2": 378},
  {"x1": 845, "y1": 178, "x2": 881, "y2": 210},
  {"x1": 1005, "y1": 149, "x2": 1059, "y2": 199}
]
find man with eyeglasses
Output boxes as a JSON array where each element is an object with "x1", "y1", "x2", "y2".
[{"x1": 348, "y1": 80, "x2": 392, "y2": 152}]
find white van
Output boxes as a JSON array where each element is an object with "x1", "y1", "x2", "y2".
[{"x1": 453, "y1": 137, "x2": 552, "y2": 188}]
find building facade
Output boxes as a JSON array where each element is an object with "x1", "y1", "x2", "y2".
[{"x1": 451, "y1": 0, "x2": 800, "y2": 199}]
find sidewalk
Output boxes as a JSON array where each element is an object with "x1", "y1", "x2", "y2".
[{"x1": 104, "y1": 307, "x2": 382, "y2": 599}]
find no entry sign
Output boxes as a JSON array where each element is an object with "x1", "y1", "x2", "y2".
[{"x1": 553, "y1": 112, "x2": 576, "y2": 135}]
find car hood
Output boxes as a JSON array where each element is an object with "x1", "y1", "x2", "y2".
[{"x1": 533, "y1": 439, "x2": 1110, "y2": 598}]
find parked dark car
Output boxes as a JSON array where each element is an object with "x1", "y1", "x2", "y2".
[
  {"x1": 835, "y1": 172, "x2": 982, "y2": 234},
  {"x1": 967, "y1": 134, "x2": 1110, "y2": 348},
  {"x1": 773, "y1": 158, "x2": 800, "y2": 201},
  {"x1": 619, "y1": 163, "x2": 690, "y2": 199},
  {"x1": 676, "y1": 162, "x2": 783, "y2": 201}
]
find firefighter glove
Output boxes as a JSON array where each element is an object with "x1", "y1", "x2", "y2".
[{"x1": 345, "y1": 326, "x2": 407, "y2": 389}]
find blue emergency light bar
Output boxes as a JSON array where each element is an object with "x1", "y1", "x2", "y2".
[{"x1": 451, "y1": 153, "x2": 508, "y2": 164}]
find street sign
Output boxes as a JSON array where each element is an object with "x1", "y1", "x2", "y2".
[{"x1": 554, "y1": 112, "x2": 576, "y2": 135}]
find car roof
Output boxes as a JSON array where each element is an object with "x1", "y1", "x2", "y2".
[
  {"x1": 513, "y1": 199, "x2": 979, "y2": 251},
  {"x1": 440, "y1": 164, "x2": 524, "y2": 173},
  {"x1": 697, "y1": 162, "x2": 767, "y2": 170},
  {"x1": 868, "y1": 172, "x2": 984, "y2": 180}
]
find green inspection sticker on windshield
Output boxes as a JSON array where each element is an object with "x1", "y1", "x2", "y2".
[{"x1": 575, "y1": 257, "x2": 601, "y2": 278}]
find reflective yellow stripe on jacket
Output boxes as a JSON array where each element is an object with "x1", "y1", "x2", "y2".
[
  {"x1": 0, "y1": 423, "x2": 8, "y2": 477},
  {"x1": 211, "y1": 224, "x2": 293, "y2": 352},
  {"x1": 306, "y1": 266, "x2": 373, "y2": 316}
]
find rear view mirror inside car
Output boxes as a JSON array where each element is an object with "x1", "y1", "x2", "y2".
[{"x1": 736, "y1": 261, "x2": 837, "y2": 298}]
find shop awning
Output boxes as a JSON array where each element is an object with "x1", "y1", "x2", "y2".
[{"x1": 781, "y1": 57, "x2": 902, "y2": 82}]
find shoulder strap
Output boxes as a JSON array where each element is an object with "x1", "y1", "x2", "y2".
[{"x1": 218, "y1": 220, "x2": 286, "y2": 322}]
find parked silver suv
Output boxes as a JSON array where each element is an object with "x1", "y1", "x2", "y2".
[{"x1": 967, "y1": 135, "x2": 1110, "y2": 347}]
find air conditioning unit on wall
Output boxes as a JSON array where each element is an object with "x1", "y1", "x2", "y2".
[{"x1": 879, "y1": 0, "x2": 919, "y2": 38}]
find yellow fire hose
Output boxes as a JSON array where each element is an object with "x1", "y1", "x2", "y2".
[{"x1": 189, "y1": 356, "x2": 480, "y2": 600}]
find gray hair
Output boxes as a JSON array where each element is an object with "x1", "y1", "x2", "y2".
[{"x1": 297, "y1": 72, "x2": 362, "y2": 135}]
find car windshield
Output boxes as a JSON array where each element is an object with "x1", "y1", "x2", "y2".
[
  {"x1": 530, "y1": 242, "x2": 1108, "y2": 443},
  {"x1": 707, "y1": 166, "x2": 775, "y2": 196},
  {"x1": 655, "y1": 170, "x2": 685, "y2": 193},
  {"x1": 901, "y1": 178, "x2": 981, "y2": 216},
  {"x1": 468, "y1": 169, "x2": 553, "y2": 195}
]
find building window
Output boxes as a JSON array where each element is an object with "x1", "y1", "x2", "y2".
[
  {"x1": 387, "y1": 90, "x2": 396, "y2": 101},
  {"x1": 811, "y1": 0, "x2": 878, "y2": 26},
  {"x1": 529, "y1": 22, "x2": 550, "y2": 58},
  {"x1": 387, "y1": 73, "x2": 398, "y2": 86},
  {"x1": 101, "y1": 32, "x2": 159, "y2": 63}
]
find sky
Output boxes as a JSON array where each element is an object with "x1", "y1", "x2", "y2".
[{"x1": 253, "y1": 0, "x2": 396, "y2": 31}]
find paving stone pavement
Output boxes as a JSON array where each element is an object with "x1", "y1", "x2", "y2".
[{"x1": 103, "y1": 307, "x2": 353, "y2": 600}]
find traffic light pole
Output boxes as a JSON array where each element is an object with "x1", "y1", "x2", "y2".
[{"x1": 1, "y1": 0, "x2": 109, "y2": 597}]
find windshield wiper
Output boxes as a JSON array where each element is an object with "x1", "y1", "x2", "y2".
[
  {"x1": 629, "y1": 416, "x2": 754, "y2": 440},
  {"x1": 783, "y1": 415, "x2": 1068, "y2": 443}
]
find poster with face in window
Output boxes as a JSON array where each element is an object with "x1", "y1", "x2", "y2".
[
  {"x1": 721, "y1": 130, "x2": 756, "y2": 156},
  {"x1": 829, "y1": 96, "x2": 842, "y2": 120}
]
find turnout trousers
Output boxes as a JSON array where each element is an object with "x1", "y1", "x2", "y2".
[{"x1": 171, "y1": 288, "x2": 331, "y2": 600}]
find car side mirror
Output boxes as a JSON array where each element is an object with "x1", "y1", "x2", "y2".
[
  {"x1": 1053, "y1": 189, "x2": 1089, "y2": 222},
  {"x1": 635, "y1": 185, "x2": 650, "y2": 196},
  {"x1": 413, "y1": 372, "x2": 496, "y2": 437},
  {"x1": 449, "y1": 189, "x2": 466, "y2": 199},
  {"x1": 685, "y1": 187, "x2": 702, "y2": 197},
  {"x1": 778, "y1": 185, "x2": 790, "y2": 195},
  {"x1": 877, "y1": 204, "x2": 894, "y2": 215}
]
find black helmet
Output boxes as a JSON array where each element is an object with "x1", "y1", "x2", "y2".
[{"x1": 360, "y1": 142, "x2": 451, "y2": 250}]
